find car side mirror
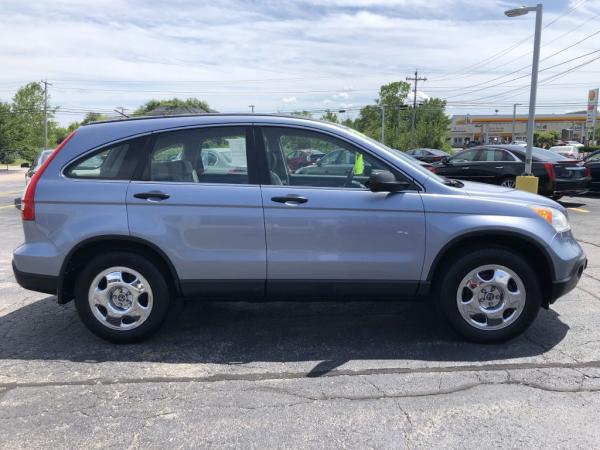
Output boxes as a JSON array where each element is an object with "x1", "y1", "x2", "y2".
[
  {"x1": 441, "y1": 156, "x2": 450, "y2": 165},
  {"x1": 368, "y1": 171, "x2": 410, "y2": 193}
]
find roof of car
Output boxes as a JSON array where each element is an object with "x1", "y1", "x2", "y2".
[{"x1": 82, "y1": 113, "x2": 326, "y2": 127}]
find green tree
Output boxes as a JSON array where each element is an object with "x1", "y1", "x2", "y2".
[
  {"x1": 10, "y1": 82, "x2": 50, "y2": 161},
  {"x1": 0, "y1": 102, "x2": 15, "y2": 167},
  {"x1": 321, "y1": 111, "x2": 339, "y2": 123},
  {"x1": 414, "y1": 98, "x2": 452, "y2": 150},
  {"x1": 534, "y1": 130, "x2": 559, "y2": 149},
  {"x1": 133, "y1": 98, "x2": 211, "y2": 116},
  {"x1": 81, "y1": 112, "x2": 110, "y2": 125},
  {"x1": 290, "y1": 110, "x2": 312, "y2": 118}
]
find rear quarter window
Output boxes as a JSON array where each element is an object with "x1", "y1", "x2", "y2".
[{"x1": 65, "y1": 138, "x2": 141, "y2": 180}]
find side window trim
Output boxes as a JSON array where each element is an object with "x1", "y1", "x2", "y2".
[
  {"x1": 254, "y1": 124, "x2": 422, "y2": 191},
  {"x1": 63, "y1": 134, "x2": 149, "y2": 181},
  {"x1": 134, "y1": 124, "x2": 260, "y2": 185}
]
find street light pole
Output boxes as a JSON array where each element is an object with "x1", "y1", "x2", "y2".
[
  {"x1": 511, "y1": 103, "x2": 521, "y2": 143},
  {"x1": 505, "y1": 3, "x2": 543, "y2": 192},
  {"x1": 525, "y1": 4, "x2": 543, "y2": 175}
]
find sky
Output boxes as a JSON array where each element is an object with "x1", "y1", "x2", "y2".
[{"x1": 0, "y1": 0, "x2": 599, "y2": 126}]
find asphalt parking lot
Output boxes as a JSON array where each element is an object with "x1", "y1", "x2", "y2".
[{"x1": 1, "y1": 168, "x2": 600, "y2": 448}]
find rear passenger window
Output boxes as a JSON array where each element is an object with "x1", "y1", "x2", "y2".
[
  {"x1": 65, "y1": 141, "x2": 137, "y2": 179},
  {"x1": 148, "y1": 127, "x2": 249, "y2": 184}
]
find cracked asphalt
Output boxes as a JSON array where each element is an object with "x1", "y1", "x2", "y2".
[{"x1": 1, "y1": 168, "x2": 600, "y2": 448}]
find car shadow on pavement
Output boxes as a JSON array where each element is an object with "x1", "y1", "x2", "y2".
[{"x1": 0, "y1": 296, "x2": 569, "y2": 372}]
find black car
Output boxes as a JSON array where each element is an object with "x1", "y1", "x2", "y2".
[
  {"x1": 433, "y1": 145, "x2": 591, "y2": 199},
  {"x1": 584, "y1": 150, "x2": 600, "y2": 191},
  {"x1": 405, "y1": 148, "x2": 450, "y2": 163}
]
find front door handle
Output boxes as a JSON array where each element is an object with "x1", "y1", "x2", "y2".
[
  {"x1": 134, "y1": 191, "x2": 170, "y2": 201},
  {"x1": 495, "y1": 166, "x2": 504, "y2": 169},
  {"x1": 461, "y1": 167, "x2": 470, "y2": 170},
  {"x1": 271, "y1": 195, "x2": 308, "y2": 204}
]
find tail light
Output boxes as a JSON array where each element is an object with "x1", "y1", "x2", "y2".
[
  {"x1": 543, "y1": 162, "x2": 556, "y2": 181},
  {"x1": 22, "y1": 131, "x2": 76, "y2": 221},
  {"x1": 586, "y1": 162, "x2": 591, "y2": 177},
  {"x1": 426, "y1": 165, "x2": 437, "y2": 173}
]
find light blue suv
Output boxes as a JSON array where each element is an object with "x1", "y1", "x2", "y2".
[{"x1": 13, "y1": 115, "x2": 587, "y2": 343}]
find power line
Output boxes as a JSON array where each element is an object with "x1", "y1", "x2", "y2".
[{"x1": 429, "y1": 0, "x2": 589, "y2": 82}]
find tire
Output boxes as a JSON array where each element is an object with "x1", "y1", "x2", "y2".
[
  {"x1": 74, "y1": 251, "x2": 171, "y2": 343},
  {"x1": 437, "y1": 247, "x2": 542, "y2": 342},
  {"x1": 499, "y1": 176, "x2": 516, "y2": 188},
  {"x1": 550, "y1": 195, "x2": 563, "y2": 201}
]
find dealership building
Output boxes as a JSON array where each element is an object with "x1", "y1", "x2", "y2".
[{"x1": 449, "y1": 113, "x2": 587, "y2": 147}]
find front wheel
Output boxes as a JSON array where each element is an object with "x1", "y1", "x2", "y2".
[
  {"x1": 74, "y1": 252, "x2": 171, "y2": 343},
  {"x1": 438, "y1": 248, "x2": 541, "y2": 342}
]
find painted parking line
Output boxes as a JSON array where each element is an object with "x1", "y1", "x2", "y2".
[
  {"x1": 0, "y1": 204, "x2": 16, "y2": 209},
  {"x1": 0, "y1": 190, "x2": 22, "y2": 196},
  {"x1": 567, "y1": 207, "x2": 589, "y2": 213}
]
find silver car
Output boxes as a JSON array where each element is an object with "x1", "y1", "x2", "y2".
[{"x1": 12, "y1": 115, "x2": 587, "y2": 343}]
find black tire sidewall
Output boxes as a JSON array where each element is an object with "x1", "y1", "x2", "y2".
[
  {"x1": 74, "y1": 252, "x2": 171, "y2": 343},
  {"x1": 438, "y1": 248, "x2": 541, "y2": 342}
]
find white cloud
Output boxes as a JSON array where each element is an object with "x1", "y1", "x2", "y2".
[{"x1": 0, "y1": 0, "x2": 598, "y2": 125}]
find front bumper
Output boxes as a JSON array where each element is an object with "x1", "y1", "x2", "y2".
[
  {"x1": 549, "y1": 254, "x2": 587, "y2": 304},
  {"x1": 12, "y1": 260, "x2": 57, "y2": 295}
]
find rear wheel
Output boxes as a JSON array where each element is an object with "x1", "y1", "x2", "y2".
[
  {"x1": 550, "y1": 194, "x2": 563, "y2": 201},
  {"x1": 438, "y1": 247, "x2": 541, "y2": 342},
  {"x1": 75, "y1": 252, "x2": 171, "y2": 343}
]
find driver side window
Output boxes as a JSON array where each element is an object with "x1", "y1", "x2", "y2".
[
  {"x1": 451, "y1": 149, "x2": 480, "y2": 163},
  {"x1": 261, "y1": 127, "x2": 395, "y2": 189}
]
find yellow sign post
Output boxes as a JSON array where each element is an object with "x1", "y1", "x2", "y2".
[{"x1": 516, "y1": 175, "x2": 539, "y2": 194}]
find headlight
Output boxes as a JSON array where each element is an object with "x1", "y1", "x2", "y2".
[{"x1": 530, "y1": 206, "x2": 570, "y2": 233}]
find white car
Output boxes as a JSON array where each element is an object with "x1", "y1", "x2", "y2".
[
  {"x1": 565, "y1": 141, "x2": 584, "y2": 148},
  {"x1": 548, "y1": 145, "x2": 580, "y2": 159},
  {"x1": 510, "y1": 140, "x2": 527, "y2": 146}
]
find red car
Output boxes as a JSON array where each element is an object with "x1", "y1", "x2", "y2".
[{"x1": 286, "y1": 149, "x2": 325, "y2": 172}]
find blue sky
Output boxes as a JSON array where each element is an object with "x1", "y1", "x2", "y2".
[{"x1": 0, "y1": 0, "x2": 598, "y2": 125}]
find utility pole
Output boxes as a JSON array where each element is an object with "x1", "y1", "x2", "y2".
[
  {"x1": 41, "y1": 80, "x2": 51, "y2": 149},
  {"x1": 406, "y1": 70, "x2": 427, "y2": 149},
  {"x1": 511, "y1": 103, "x2": 521, "y2": 143},
  {"x1": 248, "y1": 104, "x2": 255, "y2": 113},
  {"x1": 380, "y1": 105, "x2": 385, "y2": 145}
]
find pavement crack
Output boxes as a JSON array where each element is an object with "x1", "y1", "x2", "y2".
[
  {"x1": 579, "y1": 239, "x2": 600, "y2": 249},
  {"x1": 2, "y1": 361, "x2": 600, "y2": 391},
  {"x1": 575, "y1": 284, "x2": 600, "y2": 301}
]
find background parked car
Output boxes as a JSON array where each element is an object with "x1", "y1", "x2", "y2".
[
  {"x1": 405, "y1": 148, "x2": 450, "y2": 163},
  {"x1": 286, "y1": 149, "x2": 325, "y2": 172},
  {"x1": 295, "y1": 148, "x2": 372, "y2": 176},
  {"x1": 433, "y1": 145, "x2": 590, "y2": 199},
  {"x1": 584, "y1": 149, "x2": 600, "y2": 192},
  {"x1": 25, "y1": 149, "x2": 54, "y2": 185},
  {"x1": 548, "y1": 145, "x2": 580, "y2": 159}
]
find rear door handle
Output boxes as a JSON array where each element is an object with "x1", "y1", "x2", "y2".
[
  {"x1": 495, "y1": 166, "x2": 504, "y2": 169},
  {"x1": 133, "y1": 191, "x2": 170, "y2": 201},
  {"x1": 461, "y1": 167, "x2": 470, "y2": 170},
  {"x1": 271, "y1": 195, "x2": 308, "y2": 204}
]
